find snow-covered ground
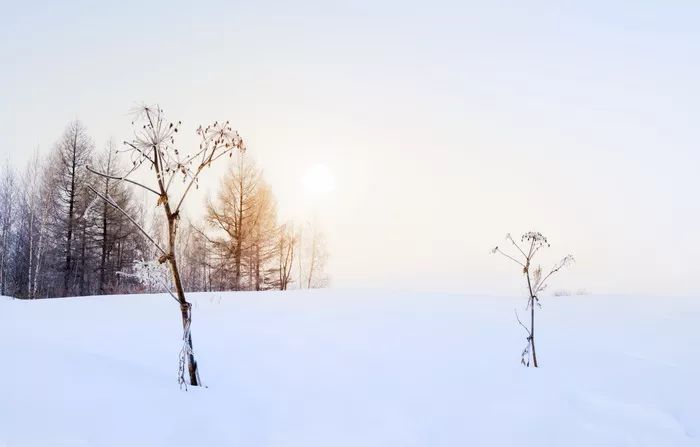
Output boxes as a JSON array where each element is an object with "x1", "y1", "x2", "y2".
[{"x1": 1, "y1": 291, "x2": 698, "y2": 446}]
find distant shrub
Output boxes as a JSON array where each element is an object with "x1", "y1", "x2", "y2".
[{"x1": 553, "y1": 288, "x2": 590, "y2": 297}]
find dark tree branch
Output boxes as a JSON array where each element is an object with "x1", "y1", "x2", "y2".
[
  {"x1": 85, "y1": 185, "x2": 167, "y2": 257},
  {"x1": 86, "y1": 165, "x2": 161, "y2": 196}
]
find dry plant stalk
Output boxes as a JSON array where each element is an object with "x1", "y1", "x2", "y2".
[
  {"x1": 87, "y1": 105, "x2": 246, "y2": 387},
  {"x1": 492, "y1": 232, "x2": 573, "y2": 367}
]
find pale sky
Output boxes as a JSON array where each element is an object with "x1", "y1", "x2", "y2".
[{"x1": 2, "y1": 1, "x2": 699, "y2": 295}]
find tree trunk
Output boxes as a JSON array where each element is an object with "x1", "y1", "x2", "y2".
[
  {"x1": 307, "y1": 243, "x2": 315, "y2": 289},
  {"x1": 116, "y1": 233, "x2": 123, "y2": 289},
  {"x1": 79, "y1": 223, "x2": 87, "y2": 296},
  {"x1": 98, "y1": 155, "x2": 111, "y2": 294},
  {"x1": 254, "y1": 244, "x2": 261, "y2": 291},
  {"x1": 31, "y1": 202, "x2": 50, "y2": 299},
  {"x1": 64, "y1": 131, "x2": 78, "y2": 296},
  {"x1": 27, "y1": 208, "x2": 33, "y2": 298},
  {"x1": 1, "y1": 228, "x2": 6, "y2": 296},
  {"x1": 99, "y1": 212, "x2": 107, "y2": 294}
]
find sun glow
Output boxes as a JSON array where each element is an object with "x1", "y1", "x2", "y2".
[{"x1": 302, "y1": 163, "x2": 336, "y2": 198}]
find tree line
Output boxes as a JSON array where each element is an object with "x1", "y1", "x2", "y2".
[{"x1": 0, "y1": 120, "x2": 328, "y2": 299}]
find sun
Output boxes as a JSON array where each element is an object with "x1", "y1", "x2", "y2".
[{"x1": 302, "y1": 163, "x2": 336, "y2": 198}]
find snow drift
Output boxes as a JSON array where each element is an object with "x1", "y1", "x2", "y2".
[{"x1": 1, "y1": 291, "x2": 698, "y2": 446}]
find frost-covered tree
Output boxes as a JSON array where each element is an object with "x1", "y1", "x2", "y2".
[
  {"x1": 492, "y1": 232, "x2": 573, "y2": 367},
  {"x1": 177, "y1": 219, "x2": 213, "y2": 292},
  {"x1": 87, "y1": 105, "x2": 246, "y2": 387},
  {"x1": 275, "y1": 222, "x2": 297, "y2": 291},
  {"x1": 88, "y1": 142, "x2": 145, "y2": 294},
  {"x1": 298, "y1": 220, "x2": 329, "y2": 289},
  {"x1": 52, "y1": 121, "x2": 94, "y2": 296},
  {"x1": 14, "y1": 151, "x2": 56, "y2": 298},
  {"x1": 1, "y1": 138, "x2": 147, "y2": 299},
  {"x1": 0, "y1": 160, "x2": 16, "y2": 296}
]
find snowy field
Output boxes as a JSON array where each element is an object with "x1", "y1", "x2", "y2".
[{"x1": 1, "y1": 291, "x2": 698, "y2": 446}]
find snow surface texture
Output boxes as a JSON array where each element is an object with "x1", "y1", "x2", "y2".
[{"x1": 1, "y1": 291, "x2": 698, "y2": 446}]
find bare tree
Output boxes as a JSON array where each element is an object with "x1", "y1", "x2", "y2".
[
  {"x1": 205, "y1": 154, "x2": 266, "y2": 291},
  {"x1": 276, "y1": 222, "x2": 297, "y2": 290},
  {"x1": 0, "y1": 161, "x2": 16, "y2": 296},
  {"x1": 17, "y1": 151, "x2": 56, "y2": 299},
  {"x1": 87, "y1": 105, "x2": 245, "y2": 387},
  {"x1": 177, "y1": 219, "x2": 213, "y2": 292},
  {"x1": 89, "y1": 142, "x2": 143, "y2": 295},
  {"x1": 96, "y1": 145, "x2": 116, "y2": 294},
  {"x1": 246, "y1": 182, "x2": 278, "y2": 291},
  {"x1": 492, "y1": 232, "x2": 573, "y2": 367},
  {"x1": 301, "y1": 220, "x2": 329, "y2": 289},
  {"x1": 53, "y1": 121, "x2": 94, "y2": 296},
  {"x1": 1, "y1": 142, "x2": 146, "y2": 299}
]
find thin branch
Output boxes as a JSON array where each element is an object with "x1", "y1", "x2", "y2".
[
  {"x1": 117, "y1": 269, "x2": 179, "y2": 304},
  {"x1": 174, "y1": 167, "x2": 202, "y2": 215},
  {"x1": 534, "y1": 256, "x2": 573, "y2": 293},
  {"x1": 86, "y1": 166, "x2": 160, "y2": 196},
  {"x1": 493, "y1": 247, "x2": 525, "y2": 267},
  {"x1": 123, "y1": 141, "x2": 155, "y2": 164},
  {"x1": 506, "y1": 233, "x2": 529, "y2": 259},
  {"x1": 514, "y1": 309, "x2": 531, "y2": 336},
  {"x1": 86, "y1": 185, "x2": 167, "y2": 256}
]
